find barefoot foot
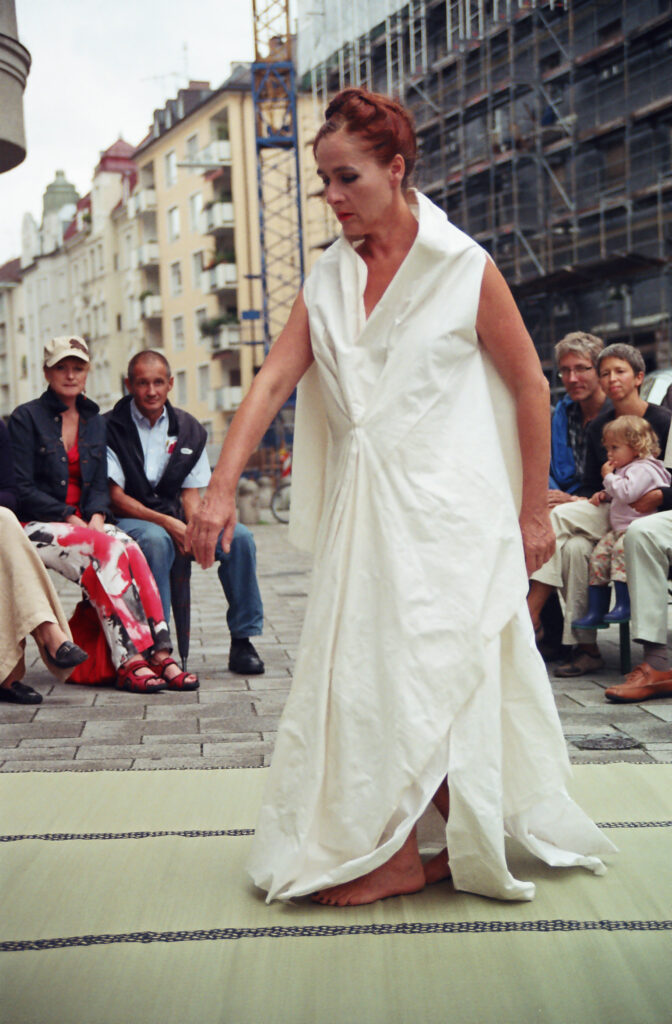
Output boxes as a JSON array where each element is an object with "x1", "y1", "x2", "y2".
[
  {"x1": 423, "y1": 849, "x2": 452, "y2": 886},
  {"x1": 311, "y1": 832, "x2": 425, "y2": 907}
]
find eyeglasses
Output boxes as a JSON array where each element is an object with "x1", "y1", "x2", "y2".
[{"x1": 556, "y1": 365, "x2": 596, "y2": 380}]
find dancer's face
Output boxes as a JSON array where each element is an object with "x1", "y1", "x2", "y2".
[
  {"x1": 44, "y1": 357, "x2": 89, "y2": 400},
  {"x1": 315, "y1": 129, "x2": 405, "y2": 240}
]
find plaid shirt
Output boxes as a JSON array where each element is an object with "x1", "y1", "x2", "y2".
[{"x1": 566, "y1": 401, "x2": 588, "y2": 483}]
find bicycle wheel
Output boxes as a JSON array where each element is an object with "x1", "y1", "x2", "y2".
[{"x1": 271, "y1": 482, "x2": 291, "y2": 523}]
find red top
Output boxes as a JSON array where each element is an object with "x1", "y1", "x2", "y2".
[{"x1": 65, "y1": 439, "x2": 82, "y2": 514}]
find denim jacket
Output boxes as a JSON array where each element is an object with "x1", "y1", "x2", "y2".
[{"x1": 8, "y1": 388, "x2": 110, "y2": 523}]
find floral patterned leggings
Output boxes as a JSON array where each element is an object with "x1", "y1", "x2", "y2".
[
  {"x1": 23, "y1": 521, "x2": 171, "y2": 670},
  {"x1": 588, "y1": 528, "x2": 627, "y2": 585}
]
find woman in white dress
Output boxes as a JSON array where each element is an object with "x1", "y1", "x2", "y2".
[{"x1": 188, "y1": 89, "x2": 614, "y2": 906}]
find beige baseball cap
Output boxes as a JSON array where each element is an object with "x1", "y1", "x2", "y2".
[{"x1": 43, "y1": 335, "x2": 90, "y2": 368}]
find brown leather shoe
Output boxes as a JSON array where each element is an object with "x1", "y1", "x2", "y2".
[{"x1": 605, "y1": 662, "x2": 672, "y2": 703}]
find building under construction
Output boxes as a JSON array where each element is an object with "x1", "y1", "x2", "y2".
[{"x1": 298, "y1": 0, "x2": 672, "y2": 379}]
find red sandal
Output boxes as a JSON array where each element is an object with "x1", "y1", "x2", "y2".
[
  {"x1": 152, "y1": 655, "x2": 199, "y2": 691},
  {"x1": 115, "y1": 659, "x2": 166, "y2": 694}
]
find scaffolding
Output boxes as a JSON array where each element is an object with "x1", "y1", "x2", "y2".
[
  {"x1": 252, "y1": 0, "x2": 305, "y2": 352},
  {"x1": 300, "y1": 0, "x2": 672, "y2": 380}
]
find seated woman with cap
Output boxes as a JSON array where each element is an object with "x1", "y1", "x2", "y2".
[
  {"x1": 7, "y1": 336, "x2": 198, "y2": 694},
  {"x1": 0, "y1": 417, "x2": 89, "y2": 704}
]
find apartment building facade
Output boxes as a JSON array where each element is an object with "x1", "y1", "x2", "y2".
[
  {"x1": 130, "y1": 73, "x2": 266, "y2": 449},
  {"x1": 63, "y1": 140, "x2": 142, "y2": 407}
]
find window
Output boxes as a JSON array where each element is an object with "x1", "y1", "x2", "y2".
[
  {"x1": 98, "y1": 244, "x2": 104, "y2": 273},
  {"x1": 186, "y1": 134, "x2": 198, "y2": 162},
  {"x1": 170, "y1": 261, "x2": 182, "y2": 296},
  {"x1": 116, "y1": 313, "x2": 122, "y2": 331},
  {"x1": 192, "y1": 251, "x2": 204, "y2": 287},
  {"x1": 176, "y1": 370, "x2": 187, "y2": 405},
  {"x1": 168, "y1": 205, "x2": 180, "y2": 242},
  {"x1": 173, "y1": 315, "x2": 185, "y2": 350},
  {"x1": 113, "y1": 253, "x2": 119, "y2": 271},
  {"x1": 195, "y1": 306, "x2": 207, "y2": 341},
  {"x1": 165, "y1": 149, "x2": 177, "y2": 187},
  {"x1": 198, "y1": 363, "x2": 210, "y2": 402},
  {"x1": 201, "y1": 419, "x2": 213, "y2": 443},
  {"x1": 188, "y1": 192, "x2": 202, "y2": 233}
]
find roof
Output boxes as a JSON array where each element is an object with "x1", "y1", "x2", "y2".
[
  {"x1": 0, "y1": 257, "x2": 21, "y2": 284},
  {"x1": 96, "y1": 138, "x2": 137, "y2": 175},
  {"x1": 135, "y1": 67, "x2": 252, "y2": 158}
]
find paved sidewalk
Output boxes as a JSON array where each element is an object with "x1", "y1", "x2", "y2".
[{"x1": 1, "y1": 522, "x2": 671, "y2": 769}]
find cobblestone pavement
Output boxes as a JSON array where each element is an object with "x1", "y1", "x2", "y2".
[{"x1": 1, "y1": 522, "x2": 671, "y2": 770}]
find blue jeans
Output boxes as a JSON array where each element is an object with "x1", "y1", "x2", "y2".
[{"x1": 116, "y1": 518, "x2": 264, "y2": 639}]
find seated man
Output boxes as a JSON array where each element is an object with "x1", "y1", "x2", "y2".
[
  {"x1": 528, "y1": 342, "x2": 671, "y2": 677},
  {"x1": 539, "y1": 331, "x2": 609, "y2": 659},
  {"x1": 604, "y1": 461, "x2": 672, "y2": 702},
  {"x1": 106, "y1": 349, "x2": 264, "y2": 675}
]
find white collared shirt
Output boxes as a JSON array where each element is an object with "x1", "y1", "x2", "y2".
[{"x1": 107, "y1": 401, "x2": 211, "y2": 490}]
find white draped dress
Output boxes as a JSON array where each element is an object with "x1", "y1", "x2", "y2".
[{"x1": 247, "y1": 192, "x2": 615, "y2": 902}]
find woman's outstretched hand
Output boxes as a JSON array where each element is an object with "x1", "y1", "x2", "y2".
[
  {"x1": 519, "y1": 507, "x2": 556, "y2": 577},
  {"x1": 185, "y1": 491, "x2": 237, "y2": 568}
]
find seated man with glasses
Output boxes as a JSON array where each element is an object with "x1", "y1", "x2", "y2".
[
  {"x1": 536, "y1": 332, "x2": 609, "y2": 660},
  {"x1": 548, "y1": 332, "x2": 609, "y2": 506}
]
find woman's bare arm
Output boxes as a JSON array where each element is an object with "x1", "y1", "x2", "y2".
[
  {"x1": 187, "y1": 292, "x2": 314, "y2": 567},
  {"x1": 476, "y1": 259, "x2": 555, "y2": 576}
]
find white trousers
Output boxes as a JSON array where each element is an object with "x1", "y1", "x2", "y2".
[
  {"x1": 624, "y1": 511, "x2": 672, "y2": 646},
  {"x1": 532, "y1": 501, "x2": 609, "y2": 646}
]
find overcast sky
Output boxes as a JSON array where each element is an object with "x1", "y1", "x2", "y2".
[{"x1": 0, "y1": 0, "x2": 259, "y2": 265}]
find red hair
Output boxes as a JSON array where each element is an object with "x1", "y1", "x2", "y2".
[{"x1": 313, "y1": 88, "x2": 417, "y2": 188}]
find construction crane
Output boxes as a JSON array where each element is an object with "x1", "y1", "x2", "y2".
[{"x1": 251, "y1": 0, "x2": 305, "y2": 355}]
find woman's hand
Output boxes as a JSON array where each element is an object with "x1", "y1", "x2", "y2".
[
  {"x1": 88, "y1": 513, "x2": 106, "y2": 532},
  {"x1": 519, "y1": 507, "x2": 555, "y2": 577},
  {"x1": 65, "y1": 513, "x2": 87, "y2": 529},
  {"x1": 185, "y1": 490, "x2": 237, "y2": 568},
  {"x1": 630, "y1": 488, "x2": 663, "y2": 515}
]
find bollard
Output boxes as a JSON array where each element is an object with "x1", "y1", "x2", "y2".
[
  {"x1": 257, "y1": 475, "x2": 273, "y2": 509},
  {"x1": 237, "y1": 478, "x2": 260, "y2": 525}
]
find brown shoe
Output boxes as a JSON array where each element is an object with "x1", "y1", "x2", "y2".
[{"x1": 605, "y1": 662, "x2": 672, "y2": 703}]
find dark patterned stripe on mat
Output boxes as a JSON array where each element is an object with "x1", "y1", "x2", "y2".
[
  {"x1": 2, "y1": 820, "x2": 671, "y2": 842},
  {"x1": 3, "y1": 920, "x2": 672, "y2": 952},
  {"x1": 0, "y1": 829, "x2": 255, "y2": 842}
]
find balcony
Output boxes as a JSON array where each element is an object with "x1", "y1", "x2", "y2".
[
  {"x1": 128, "y1": 188, "x2": 157, "y2": 218},
  {"x1": 202, "y1": 201, "x2": 234, "y2": 234},
  {"x1": 213, "y1": 385, "x2": 243, "y2": 411},
  {"x1": 201, "y1": 261, "x2": 237, "y2": 293},
  {"x1": 140, "y1": 294, "x2": 162, "y2": 319},
  {"x1": 197, "y1": 140, "x2": 231, "y2": 167},
  {"x1": 133, "y1": 242, "x2": 159, "y2": 269},
  {"x1": 210, "y1": 324, "x2": 241, "y2": 351}
]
